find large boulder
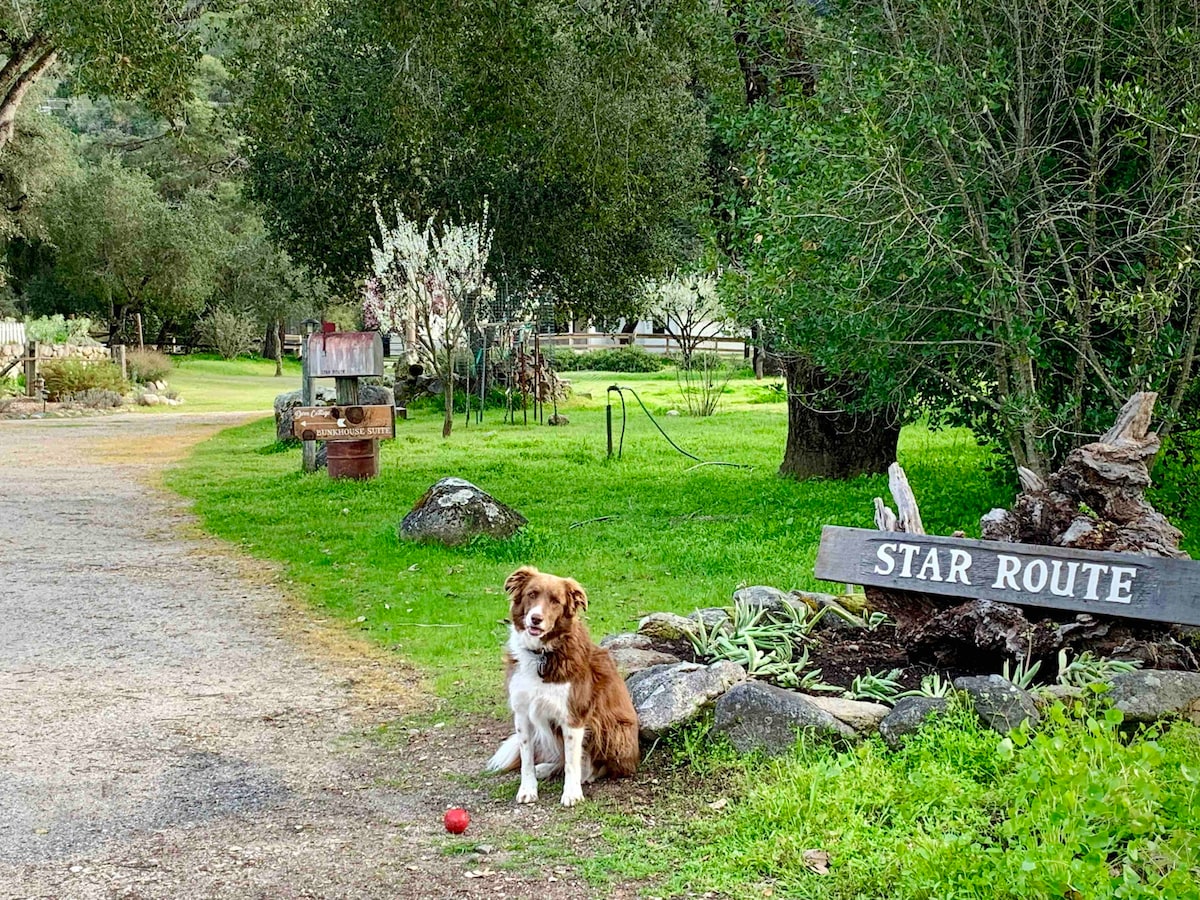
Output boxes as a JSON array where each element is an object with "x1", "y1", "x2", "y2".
[
  {"x1": 600, "y1": 633, "x2": 682, "y2": 676},
  {"x1": 689, "y1": 607, "x2": 731, "y2": 629},
  {"x1": 274, "y1": 384, "x2": 393, "y2": 444},
  {"x1": 732, "y1": 585, "x2": 794, "y2": 612},
  {"x1": 714, "y1": 682, "x2": 855, "y2": 754},
  {"x1": 637, "y1": 612, "x2": 696, "y2": 643},
  {"x1": 804, "y1": 695, "x2": 890, "y2": 734},
  {"x1": 954, "y1": 675, "x2": 1040, "y2": 733},
  {"x1": 1108, "y1": 669, "x2": 1200, "y2": 725},
  {"x1": 600, "y1": 632, "x2": 654, "y2": 652},
  {"x1": 399, "y1": 478, "x2": 526, "y2": 546},
  {"x1": 608, "y1": 647, "x2": 682, "y2": 678},
  {"x1": 356, "y1": 383, "x2": 394, "y2": 408},
  {"x1": 626, "y1": 661, "x2": 745, "y2": 740}
]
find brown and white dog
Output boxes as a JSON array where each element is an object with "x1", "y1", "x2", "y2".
[{"x1": 485, "y1": 566, "x2": 639, "y2": 806}]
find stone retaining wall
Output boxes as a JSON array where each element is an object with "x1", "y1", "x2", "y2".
[{"x1": 0, "y1": 342, "x2": 111, "y2": 373}]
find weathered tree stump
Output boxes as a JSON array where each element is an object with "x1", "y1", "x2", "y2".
[{"x1": 865, "y1": 394, "x2": 1197, "y2": 673}]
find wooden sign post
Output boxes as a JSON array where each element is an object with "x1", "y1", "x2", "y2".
[
  {"x1": 23, "y1": 341, "x2": 37, "y2": 398},
  {"x1": 300, "y1": 331, "x2": 392, "y2": 479},
  {"x1": 816, "y1": 525, "x2": 1200, "y2": 627},
  {"x1": 293, "y1": 405, "x2": 396, "y2": 441}
]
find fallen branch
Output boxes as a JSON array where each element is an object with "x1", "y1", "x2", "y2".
[{"x1": 570, "y1": 515, "x2": 620, "y2": 528}]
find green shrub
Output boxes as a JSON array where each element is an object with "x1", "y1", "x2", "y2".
[
  {"x1": 126, "y1": 349, "x2": 173, "y2": 384},
  {"x1": 1150, "y1": 429, "x2": 1200, "y2": 552},
  {"x1": 24, "y1": 315, "x2": 95, "y2": 345},
  {"x1": 40, "y1": 359, "x2": 127, "y2": 400},
  {"x1": 546, "y1": 345, "x2": 667, "y2": 372},
  {"x1": 643, "y1": 700, "x2": 1200, "y2": 900},
  {"x1": 64, "y1": 388, "x2": 125, "y2": 409},
  {"x1": 198, "y1": 308, "x2": 259, "y2": 360}
]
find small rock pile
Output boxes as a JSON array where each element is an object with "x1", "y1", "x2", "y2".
[
  {"x1": 137, "y1": 381, "x2": 184, "y2": 407},
  {"x1": 607, "y1": 586, "x2": 1200, "y2": 755}
]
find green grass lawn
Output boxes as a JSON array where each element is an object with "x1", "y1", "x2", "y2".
[
  {"x1": 166, "y1": 370, "x2": 1013, "y2": 709},
  {"x1": 166, "y1": 365, "x2": 1200, "y2": 899},
  {"x1": 162, "y1": 353, "x2": 302, "y2": 412},
  {"x1": 581, "y1": 702, "x2": 1200, "y2": 899}
]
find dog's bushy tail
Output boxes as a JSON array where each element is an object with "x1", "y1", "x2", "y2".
[{"x1": 485, "y1": 733, "x2": 521, "y2": 773}]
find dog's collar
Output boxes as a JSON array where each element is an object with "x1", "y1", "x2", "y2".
[{"x1": 509, "y1": 625, "x2": 552, "y2": 676}]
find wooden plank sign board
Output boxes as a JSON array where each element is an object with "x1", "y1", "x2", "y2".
[
  {"x1": 306, "y1": 331, "x2": 384, "y2": 377},
  {"x1": 292, "y1": 405, "x2": 396, "y2": 441},
  {"x1": 815, "y1": 525, "x2": 1200, "y2": 627}
]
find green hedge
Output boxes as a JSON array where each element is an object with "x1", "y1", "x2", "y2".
[
  {"x1": 41, "y1": 359, "x2": 127, "y2": 401},
  {"x1": 545, "y1": 345, "x2": 668, "y2": 372}
]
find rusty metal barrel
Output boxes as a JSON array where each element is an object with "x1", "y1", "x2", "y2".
[{"x1": 327, "y1": 438, "x2": 379, "y2": 479}]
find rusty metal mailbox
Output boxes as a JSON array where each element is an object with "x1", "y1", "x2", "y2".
[
  {"x1": 298, "y1": 330, "x2": 394, "y2": 479},
  {"x1": 305, "y1": 331, "x2": 384, "y2": 378}
]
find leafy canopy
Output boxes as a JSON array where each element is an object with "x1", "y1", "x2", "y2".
[
  {"x1": 722, "y1": 0, "x2": 1200, "y2": 471},
  {"x1": 235, "y1": 0, "x2": 730, "y2": 322}
]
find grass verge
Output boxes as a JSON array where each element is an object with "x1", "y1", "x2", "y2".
[
  {"x1": 166, "y1": 371, "x2": 1012, "y2": 711},
  {"x1": 161, "y1": 353, "x2": 302, "y2": 413},
  {"x1": 580, "y1": 699, "x2": 1200, "y2": 900},
  {"x1": 166, "y1": 366, "x2": 1200, "y2": 899}
]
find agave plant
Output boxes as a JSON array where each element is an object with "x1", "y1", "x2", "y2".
[
  {"x1": 898, "y1": 673, "x2": 953, "y2": 699},
  {"x1": 844, "y1": 668, "x2": 905, "y2": 704},
  {"x1": 1056, "y1": 650, "x2": 1141, "y2": 689},
  {"x1": 1001, "y1": 657, "x2": 1043, "y2": 690},
  {"x1": 686, "y1": 598, "x2": 836, "y2": 690}
]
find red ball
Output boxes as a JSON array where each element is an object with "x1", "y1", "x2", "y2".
[{"x1": 443, "y1": 807, "x2": 470, "y2": 834}]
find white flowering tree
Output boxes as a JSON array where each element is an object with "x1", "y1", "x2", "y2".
[
  {"x1": 643, "y1": 272, "x2": 735, "y2": 416},
  {"x1": 369, "y1": 202, "x2": 494, "y2": 437},
  {"x1": 643, "y1": 273, "x2": 728, "y2": 367}
]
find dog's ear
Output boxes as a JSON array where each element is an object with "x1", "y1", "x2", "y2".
[
  {"x1": 504, "y1": 566, "x2": 538, "y2": 598},
  {"x1": 564, "y1": 578, "x2": 588, "y2": 616}
]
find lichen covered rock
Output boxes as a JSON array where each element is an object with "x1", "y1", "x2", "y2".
[{"x1": 398, "y1": 478, "x2": 526, "y2": 546}]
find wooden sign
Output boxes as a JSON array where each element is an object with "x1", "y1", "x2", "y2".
[
  {"x1": 292, "y1": 405, "x2": 396, "y2": 441},
  {"x1": 306, "y1": 331, "x2": 384, "y2": 378},
  {"x1": 815, "y1": 526, "x2": 1200, "y2": 627}
]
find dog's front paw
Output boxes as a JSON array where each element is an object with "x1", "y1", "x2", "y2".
[
  {"x1": 516, "y1": 783, "x2": 539, "y2": 804},
  {"x1": 560, "y1": 784, "x2": 585, "y2": 807}
]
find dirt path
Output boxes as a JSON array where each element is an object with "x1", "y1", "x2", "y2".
[{"x1": 0, "y1": 414, "x2": 627, "y2": 900}]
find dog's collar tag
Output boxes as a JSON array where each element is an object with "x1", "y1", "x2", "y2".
[{"x1": 533, "y1": 649, "x2": 549, "y2": 678}]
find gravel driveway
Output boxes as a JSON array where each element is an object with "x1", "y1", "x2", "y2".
[{"x1": 0, "y1": 414, "x2": 616, "y2": 900}]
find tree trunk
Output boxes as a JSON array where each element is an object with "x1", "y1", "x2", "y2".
[
  {"x1": 109, "y1": 304, "x2": 130, "y2": 345},
  {"x1": 0, "y1": 37, "x2": 57, "y2": 153},
  {"x1": 155, "y1": 320, "x2": 173, "y2": 350},
  {"x1": 263, "y1": 320, "x2": 279, "y2": 360},
  {"x1": 442, "y1": 378, "x2": 454, "y2": 438},
  {"x1": 275, "y1": 319, "x2": 285, "y2": 376},
  {"x1": 779, "y1": 357, "x2": 900, "y2": 480}
]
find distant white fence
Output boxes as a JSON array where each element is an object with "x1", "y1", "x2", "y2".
[
  {"x1": 541, "y1": 332, "x2": 748, "y2": 357},
  {"x1": 0, "y1": 321, "x2": 26, "y2": 345}
]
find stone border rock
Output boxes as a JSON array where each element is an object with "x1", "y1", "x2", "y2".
[{"x1": 616, "y1": 585, "x2": 1200, "y2": 755}]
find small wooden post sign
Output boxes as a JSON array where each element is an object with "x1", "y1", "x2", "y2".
[
  {"x1": 306, "y1": 331, "x2": 384, "y2": 378},
  {"x1": 815, "y1": 525, "x2": 1200, "y2": 627},
  {"x1": 292, "y1": 405, "x2": 396, "y2": 441}
]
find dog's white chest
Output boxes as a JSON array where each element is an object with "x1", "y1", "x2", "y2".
[{"x1": 508, "y1": 636, "x2": 571, "y2": 728}]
